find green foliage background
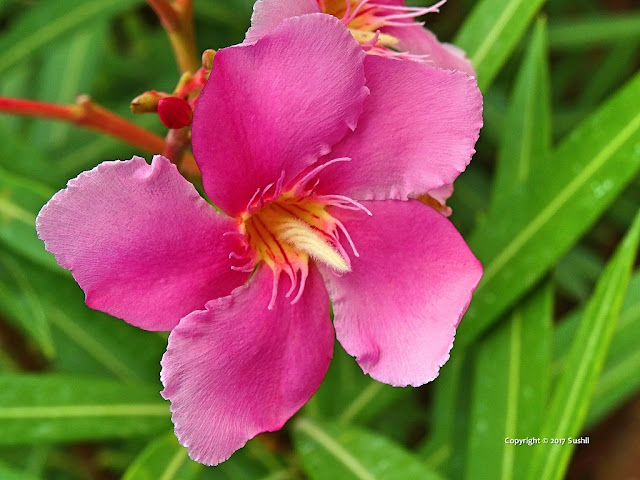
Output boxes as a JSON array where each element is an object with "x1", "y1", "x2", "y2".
[{"x1": 0, "y1": 0, "x2": 639, "y2": 478}]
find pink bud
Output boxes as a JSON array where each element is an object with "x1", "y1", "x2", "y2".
[{"x1": 157, "y1": 97, "x2": 193, "y2": 129}]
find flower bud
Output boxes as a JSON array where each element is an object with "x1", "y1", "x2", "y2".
[
  {"x1": 157, "y1": 97, "x2": 193, "y2": 129},
  {"x1": 130, "y1": 91, "x2": 163, "y2": 114},
  {"x1": 202, "y1": 49, "x2": 216, "y2": 70}
]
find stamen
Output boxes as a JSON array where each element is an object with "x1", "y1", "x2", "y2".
[
  {"x1": 341, "y1": 0, "x2": 352, "y2": 25},
  {"x1": 284, "y1": 265, "x2": 298, "y2": 298},
  {"x1": 361, "y1": 30, "x2": 381, "y2": 51},
  {"x1": 344, "y1": 0, "x2": 374, "y2": 25},
  {"x1": 290, "y1": 263, "x2": 309, "y2": 305},
  {"x1": 231, "y1": 259, "x2": 255, "y2": 272},
  {"x1": 268, "y1": 271, "x2": 280, "y2": 310},
  {"x1": 334, "y1": 217, "x2": 360, "y2": 257},
  {"x1": 295, "y1": 157, "x2": 351, "y2": 191},
  {"x1": 258, "y1": 182, "x2": 275, "y2": 207},
  {"x1": 245, "y1": 187, "x2": 262, "y2": 213},
  {"x1": 317, "y1": 194, "x2": 373, "y2": 215},
  {"x1": 274, "y1": 170, "x2": 286, "y2": 198}
]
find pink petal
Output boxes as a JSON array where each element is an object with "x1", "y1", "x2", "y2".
[
  {"x1": 36, "y1": 156, "x2": 248, "y2": 332},
  {"x1": 192, "y1": 14, "x2": 368, "y2": 217},
  {"x1": 384, "y1": 24, "x2": 476, "y2": 76},
  {"x1": 316, "y1": 55, "x2": 482, "y2": 201},
  {"x1": 161, "y1": 265, "x2": 333, "y2": 465},
  {"x1": 245, "y1": 0, "x2": 321, "y2": 43},
  {"x1": 427, "y1": 183, "x2": 454, "y2": 205},
  {"x1": 369, "y1": 0, "x2": 475, "y2": 74},
  {"x1": 321, "y1": 200, "x2": 482, "y2": 387}
]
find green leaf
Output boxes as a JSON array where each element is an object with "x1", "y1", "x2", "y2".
[
  {"x1": 122, "y1": 432, "x2": 202, "y2": 480},
  {"x1": 419, "y1": 353, "x2": 474, "y2": 479},
  {"x1": 305, "y1": 343, "x2": 403, "y2": 424},
  {"x1": 526, "y1": 211, "x2": 640, "y2": 480},
  {"x1": 0, "y1": 64, "x2": 31, "y2": 132},
  {"x1": 548, "y1": 13, "x2": 640, "y2": 49},
  {"x1": 0, "y1": 249, "x2": 167, "y2": 383},
  {"x1": 0, "y1": 374, "x2": 170, "y2": 445},
  {"x1": 29, "y1": 23, "x2": 108, "y2": 149},
  {"x1": 578, "y1": 41, "x2": 640, "y2": 109},
  {"x1": 489, "y1": 17, "x2": 551, "y2": 213},
  {"x1": 454, "y1": 0, "x2": 546, "y2": 90},
  {"x1": 0, "y1": 460, "x2": 40, "y2": 480},
  {"x1": 0, "y1": 124, "x2": 60, "y2": 187},
  {"x1": 0, "y1": 253, "x2": 55, "y2": 359},
  {"x1": 294, "y1": 418, "x2": 444, "y2": 480},
  {"x1": 0, "y1": 168, "x2": 59, "y2": 272},
  {"x1": 203, "y1": 439, "x2": 290, "y2": 480},
  {"x1": 458, "y1": 72, "x2": 640, "y2": 349},
  {"x1": 466, "y1": 283, "x2": 552, "y2": 480},
  {"x1": 467, "y1": 23, "x2": 553, "y2": 475},
  {"x1": 554, "y1": 245, "x2": 604, "y2": 302},
  {"x1": 553, "y1": 272, "x2": 640, "y2": 426},
  {"x1": 0, "y1": 0, "x2": 145, "y2": 73}
]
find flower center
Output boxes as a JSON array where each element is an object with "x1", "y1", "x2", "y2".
[
  {"x1": 230, "y1": 159, "x2": 370, "y2": 309},
  {"x1": 242, "y1": 192, "x2": 351, "y2": 273},
  {"x1": 318, "y1": 0, "x2": 446, "y2": 58}
]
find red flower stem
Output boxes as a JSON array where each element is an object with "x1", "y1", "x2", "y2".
[
  {"x1": 147, "y1": 0, "x2": 199, "y2": 74},
  {"x1": 0, "y1": 95, "x2": 200, "y2": 180}
]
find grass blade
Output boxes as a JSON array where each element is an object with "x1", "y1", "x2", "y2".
[
  {"x1": 553, "y1": 272, "x2": 640, "y2": 427},
  {"x1": 0, "y1": 374, "x2": 170, "y2": 445},
  {"x1": 454, "y1": 0, "x2": 546, "y2": 90},
  {"x1": 548, "y1": 13, "x2": 640, "y2": 49},
  {"x1": 466, "y1": 284, "x2": 552, "y2": 479},
  {"x1": 526, "y1": 211, "x2": 640, "y2": 480},
  {"x1": 295, "y1": 418, "x2": 444, "y2": 480},
  {"x1": 489, "y1": 17, "x2": 551, "y2": 213},
  {"x1": 0, "y1": 0, "x2": 144, "y2": 73},
  {"x1": 122, "y1": 432, "x2": 202, "y2": 480},
  {"x1": 458, "y1": 72, "x2": 640, "y2": 349}
]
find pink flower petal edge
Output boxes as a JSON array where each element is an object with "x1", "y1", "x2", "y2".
[
  {"x1": 161, "y1": 264, "x2": 334, "y2": 465},
  {"x1": 192, "y1": 14, "x2": 369, "y2": 216},
  {"x1": 321, "y1": 199, "x2": 482, "y2": 387},
  {"x1": 245, "y1": 0, "x2": 321, "y2": 43},
  {"x1": 315, "y1": 55, "x2": 482, "y2": 200},
  {"x1": 36, "y1": 155, "x2": 249, "y2": 331}
]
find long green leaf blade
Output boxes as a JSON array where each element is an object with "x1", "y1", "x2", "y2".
[
  {"x1": 466, "y1": 284, "x2": 552, "y2": 479},
  {"x1": 526, "y1": 211, "x2": 640, "y2": 480},
  {"x1": 548, "y1": 13, "x2": 640, "y2": 49},
  {"x1": 295, "y1": 418, "x2": 444, "y2": 480},
  {"x1": 458, "y1": 72, "x2": 640, "y2": 348},
  {"x1": 123, "y1": 432, "x2": 202, "y2": 480},
  {"x1": 0, "y1": 254, "x2": 55, "y2": 359},
  {"x1": 467, "y1": 22, "x2": 553, "y2": 477},
  {"x1": 454, "y1": 0, "x2": 546, "y2": 90},
  {"x1": 0, "y1": 168, "x2": 59, "y2": 272},
  {"x1": 554, "y1": 272, "x2": 640, "y2": 426},
  {"x1": 419, "y1": 354, "x2": 470, "y2": 477},
  {"x1": 489, "y1": 17, "x2": 551, "y2": 213},
  {"x1": 0, "y1": 0, "x2": 144, "y2": 73},
  {"x1": 0, "y1": 460, "x2": 40, "y2": 480},
  {"x1": 0, "y1": 249, "x2": 167, "y2": 383},
  {"x1": 0, "y1": 374, "x2": 170, "y2": 444},
  {"x1": 29, "y1": 24, "x2": 108, "y2": 149}
]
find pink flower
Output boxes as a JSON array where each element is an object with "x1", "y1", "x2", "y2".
[
  {"x1": 36, "y1": 14, "x2": 482, "y2": 465},
  {"x1": 247, "y1": 0, "x2": 475, "y2": 73}
]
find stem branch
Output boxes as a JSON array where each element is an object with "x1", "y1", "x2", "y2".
[
  {"x1": 0, "y1": 95, "x2": 200, "y2": 180},
  {"x1": 147, "y1": 0, "x2": 199, "y2": 74}
]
